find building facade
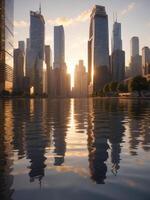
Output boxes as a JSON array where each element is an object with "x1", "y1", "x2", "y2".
[
  {"x1": 13, "y1": 48, "x2": 24, "y2": 94},
  {"x1": 45, "y1": 45, "x2": 53, "y2": 96},
  {"x1": 29, "y1": 9, "x2": 45, "y2": 95},
  {"x1": 111, "y1": 22, "x2": 122, "y2": 53},
  {"x1": 130, "y1": 37, "x2": 142, "y2": 77},
  {"x1": 111, "y1": 21, "x2": 125, "y2": 82},
  {"x1": 142, "y1": 47, "x2": 150, "y2": 76},
  {"x1": 74, "y1": 60, "x2": 88, "y2": 98},
  {"x1": 0, "y1": 0, "x2": 14, "y2": 93},
  {"x1": 53, "y1": 26, "x2": 65, "y2": 69},
  {"x1": 111, "y1": 50, "x2": 125, "y2": 82},
  {"x1": 53, "y1": 25, "x2": 70, "y2": 97},
  {"x1": 131, "y1": 37, "x2": 139, "y2": 57},
  {"x1": 18, "y1": 41, "x2": 25, "y2": 54},
  {"x1": 88, "y1": 5, "x2": 110, "y2": 94}
]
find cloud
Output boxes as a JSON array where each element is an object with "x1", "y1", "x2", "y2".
[
  {"x1": 47, "y1": 9, "x2": 91, "y2": 26},
  {"x1": 121, "y1": 2, "x2": 136, "y2": 16},
  {"x1": 14, "y1": 20, "x2": 29, "y2": 28},
  {"x1": 48, "y1": 17, "x2": 73, "y2": 26}
]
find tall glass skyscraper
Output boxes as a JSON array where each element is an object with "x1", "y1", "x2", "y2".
[
  {"x1": 29, "y1": 8, "x2": 45, "y2": 95},
  {"x1": 130, "y1": 37, "x2": 142, "y2": 76},
  {"x1": 0, "y1": 0, "x2": 14, "y2": 93},
  {"x1": 54, "y1": 25, "x2": 65, "y2": 69},
  {"x1": 111, "y1": 22, "x2": 122, "y2": 53},
  {"x1": 131, "y1": 37, "x2": 139, "y2": 57},
  {"x1": 111, "y1": 21, "x2": 125, "y2": 82},
  {"x1": 88, "y1": 5, "x2": 110, "y2": 94},
  {"x1": 53, "y1": 25, "x2": 70, "y2": 97}
]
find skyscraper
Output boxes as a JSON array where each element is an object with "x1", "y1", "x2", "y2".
[
  {"x1": 88, "y1": 5, "x2": 110, "y2": 94},
  {"x1": 74, "y1": 60, "x2": 88, "y2": 98},
  {"x1": 54, "y1": 26, "x2": 65, "y2": 69},
  {"x1": 18, "y1": 41, "x2": 25, "y2": 54},
  {"x1": 111, "y1": 22, "x2": 122, "y2": 53},
  {"x1": 45, "y1": 45, "x2": 53, "y2": 96},
  {"x1": 25, "y1": 38, "x2": 30, "y2": 78},
  {"x1": 13, "y1": 48, "x2": 24, "y2": 94},
  {"x1": 131, "y1": 37, "x2": 139, "y2": 57},
  {"x1": 142, "y1": 47, "x2": 150, "y2": 75},
  {"x1": 53, "y1": 25, "x2": 70, "y2": 97},
  {"x1": 0, "y1": 0, "x2": 14, "y2": 94},
  {"x1": 29, "y1": 8, "x2": 45, "y2": 95},
  {"x1": 111, "y1": 21, "x2": 125, "y2": 82},
  {"x1": 130, "y1": 37, "x2": 142, "y2": 76}
]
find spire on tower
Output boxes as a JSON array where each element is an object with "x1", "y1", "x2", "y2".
[
  {"x1": 39, "y1": 2, "x2": 41, "y2": 14},
  {"x1": 116, "y1": 12, "x2": 118, "y2": 22}
]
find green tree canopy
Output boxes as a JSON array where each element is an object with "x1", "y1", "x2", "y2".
[
  {"x1": 128, "y1": 76, "x2": 148, "y2": 96},
  {"x1": 109, "y1": 82, "x2": 118, "y2": 92},
  {"x1": 117, "y1": 83, "x2": 128, "y2": 92},
  {"x1": 103, "y1": 83, "x2": 110, "y2": 93}
]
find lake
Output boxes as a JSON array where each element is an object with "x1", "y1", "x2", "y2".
[{"x1": 0, "y1": 98, "x2": 150, "y2": 200}]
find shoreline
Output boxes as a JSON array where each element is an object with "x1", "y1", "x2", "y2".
[{"x1": 0, "y1": 96, "x2": 150, "y2": 100}]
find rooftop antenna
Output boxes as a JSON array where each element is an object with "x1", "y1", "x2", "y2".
[
  {"x1": 39, "y1": 2, "x2": 41, "y2": 14},
  {"x1": 116, "y1": 12, "x2": 118, "y2": 22}
]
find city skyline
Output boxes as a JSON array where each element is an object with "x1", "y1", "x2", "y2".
[{"x1": 14, "y1": 0, "x2": 150, "y2": 76}]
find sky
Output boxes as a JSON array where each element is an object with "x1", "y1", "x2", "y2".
[{"x1": 14, "y1": 0, "x2": 150, "y2": 78}]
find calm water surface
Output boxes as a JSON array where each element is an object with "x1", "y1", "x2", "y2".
[{"x1": 0, "y1": 98, "x2": 150, "y2": 200}]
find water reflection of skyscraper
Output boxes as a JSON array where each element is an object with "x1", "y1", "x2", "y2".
[
  {"x1": 108, "y1": 100, "x2": 125, "y2": 175},
  {"x1": 74, "y1": 99, "x2": 88, "y2": 130},
  {"x1": 87, "y1": 99, "x2": 109, "y2": 184},
  {"x1": 87, "y1": 99, "x2": 126, "y2": 183},
  {"x1": 0, "y1": 101, "x2": 14, "y2": 200},
  {"x1": 51, "y1": 99, "x2": 70, "y2": 166},
  {"x1": 25, "y1": 100, "x2": 50, "y2": 183},
  {"x1": 128, "y1": 100, "x2": 150, "y2": 155},
  {"x1": 12, "y1": 100, "x2": 27, "y2": 159}
]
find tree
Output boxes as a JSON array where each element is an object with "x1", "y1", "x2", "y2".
[
  {"x1": 103, "y1": 83, "x2": 110, "y2": 94},
  {"x1": 128, "y1": 76, "x2": 148, "y2": 96},
  {"x1": 117, "y1": 83, "x2": 128, "y2": 92},
  {"x1": 98, "y1": 89, "x2": 104, "y2": 97},
  {"x1": 109, "y1": 82, "x2": 118, "y2": 92}
]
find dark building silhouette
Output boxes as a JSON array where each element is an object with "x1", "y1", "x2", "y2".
[
  {"x1": 51, "y1": 100, "x2": 70, "y2": 166},
  {"x1": 87, "y1": 99, "x2": 109, "y2": 184},
  {"x1": 25, "y1": 100, "x2": 50, "y2": 183},
  {"x1": 108, "y1": 100, "x2": 125, "y2": 175}
]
